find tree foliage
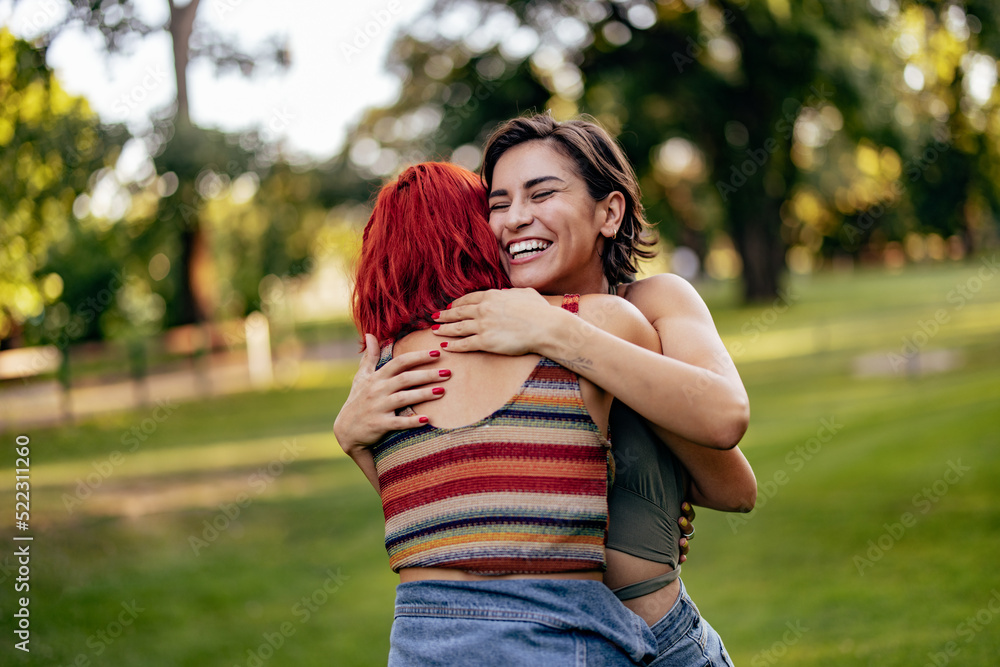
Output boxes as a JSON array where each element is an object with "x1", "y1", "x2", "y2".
[
  {"x1": 341, "y1": 0, "x2": 1000, "y2": 301},
  {"x1": 5, "y1": 0, "x2": 294, "y2": 347},
  {"x1": 0, "y1": 28, "x2": 127, "y2": 345}
]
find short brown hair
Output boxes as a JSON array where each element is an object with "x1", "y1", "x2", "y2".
[{"x1": 481, "y1": 112, "x2": 657, "y2": 287}]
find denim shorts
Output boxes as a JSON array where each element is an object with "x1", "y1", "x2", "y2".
[
  {"x1": 389, "y1": 578, "x2": 658, "y2": 666},
  {"x1": 648, "y1": 579, "x2": 734, "y2": 667}
]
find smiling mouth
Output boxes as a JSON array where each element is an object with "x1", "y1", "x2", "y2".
[{"x1": 507, "y1": 239, "x2": 551, "y2": 260}]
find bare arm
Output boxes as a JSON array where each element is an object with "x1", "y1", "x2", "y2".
[
  {"x1": 433, "y1": 277, "x2": 750, "y2": 450},
  {"x1": 572, "y1": 293, "x2": 663, "y2": 431},
  {"x1": 623, "y1": 274, "x2": 755, "y2": 510},
  {"x1": 658, "y1": 429, "x2": 756, "y2": 512},
  {"x1": 347, "y1": 448, "x2": 381, "y2": 493},
  {"x1": 431, "y1": 277, "x2": 756, "y2": 511}
]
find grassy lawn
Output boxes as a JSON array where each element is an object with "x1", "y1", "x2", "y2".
[{"x1": 2, "y1": 259, "x2": 999, "y2": 666}]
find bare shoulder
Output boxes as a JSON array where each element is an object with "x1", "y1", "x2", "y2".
[
  {"x1": 618, "y1": 273, "x2": 713, "y2": 324},
  {"x1": 576, "y1": 293, "x2": 645, "y2": 322},
  {"x1": 541, "y1": 293, "x2": 645, "y2": 323},
  {"x1": 577, "y1": 294, "x2": 660, "y2": 352},
  {"x1": 393, "y1": 329, "x2": 434, "y2": 355}
]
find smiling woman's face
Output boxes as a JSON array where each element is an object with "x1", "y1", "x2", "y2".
[{"x1": 487, "y1": 140, "x2": 616, "y2": 296}]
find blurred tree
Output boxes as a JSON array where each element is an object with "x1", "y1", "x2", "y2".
[
  {"x1": 341, "y1": 0, "x2": 998, "y2": 301},
  {"x1": 196, "y1": 162, "x2": 335, "y2": 320},
  {"x1": 143, "y1": 124, "x2": 259, "y2": 327},
  {"x1": 818, "y1": 1, "x2": 1000, "y2": 262},
  {"x1": 16, "y1": 0, "x2": 290, "y2": 327},
  {"x1": 0, "y1": 28, "x2": 127, "y2": 348},
  {"x1": 892, "y1": 1, "x2": 1000, "y2": 253},
  {"x1": 336, "y1": 0, "x2": 850, "y2": 299},
  {"x1": 25, "y1": 141, "x2": 359, "y2": 355}
]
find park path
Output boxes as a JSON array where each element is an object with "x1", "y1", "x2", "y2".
[{"x1": 0, "y1": 340, "x2": 359, "y2": 432}]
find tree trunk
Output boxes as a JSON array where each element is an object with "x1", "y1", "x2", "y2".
[
  {"x1": 731, "y1": 202, "x2": 785, "y2": 302},
  {"x1": 168, "y1": 0, "x2": 200, "y2": 125},
  {"x1": 176, "y1": 216, "x2": 200, "y2": 324},
  {"x1": 166, "y1": 0, "x2": 215, "y2": 330}
]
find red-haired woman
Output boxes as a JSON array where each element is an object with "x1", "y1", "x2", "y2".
[{"x1": 343, "y1": 161, "x2": 661, "y2": 664}]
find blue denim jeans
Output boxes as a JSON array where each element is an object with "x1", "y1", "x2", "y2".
[
  {"x1": 389, "y1": 578, "x2": 658, "y2": 666},
  {"x1": 649, "y1": 580, "x2": 733, "y2": 667}
]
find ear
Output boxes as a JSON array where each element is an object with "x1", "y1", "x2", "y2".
[{"x1": 598, "y1": 191, "x2": 626, "y2": 238}]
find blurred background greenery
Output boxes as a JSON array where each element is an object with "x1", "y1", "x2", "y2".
[{"x1": 1, "y1": 0, "x2": 999, "y2": 665}]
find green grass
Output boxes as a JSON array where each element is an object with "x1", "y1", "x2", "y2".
[{"x1": 2, "y1": 259, "x2": 999, "y2": 666}]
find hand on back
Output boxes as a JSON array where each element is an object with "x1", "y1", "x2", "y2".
[{"x1": 333, "y1": 334, "x2": 451, "y2": 454}]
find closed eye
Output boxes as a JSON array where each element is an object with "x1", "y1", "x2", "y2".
[
  {"x1": 532, "y1": 190, "x2": 555, "y2": 200},
  {"x1": 489, "y1": 201, "x2": 510, "y2": 211}
]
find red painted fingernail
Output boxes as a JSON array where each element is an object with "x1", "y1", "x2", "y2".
[
  {"x1": 440, "y1": 342, "x2": 448, "y2": 348},
  {"x1": 419, "y1": 416, "x2": 429, "y2": 424},
  {"x1": 439, "y1": 369, "x2": 451, "y2": 377},
  {"x1": 429, "y1": 350, "x2": 441, "y2": 358},
  {"x1": 431, "y1": 324, "x2": 440, "y2": 331},
  {"x1": 446, "y1": 302, "x2": 452, "y2": 309},
  {"x1": 432, "y1": 387, "x2": 445, "y2": 395},
  {"x1": 431, "y1": 311, "x2": 440, "y2": 319}
]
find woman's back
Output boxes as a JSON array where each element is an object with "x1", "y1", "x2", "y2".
[
  {"x1": 394, "y1": 331, "x2": 544, "y2": 429},
  {"x1": 373, "y1": 293, "x2": 660, "y2": 576},
  {"x1": 374, "y1": 295, "x2": 611, "y2": 575},
  {"x1": 393, "y1": 293, "x2": 659, "y2": 436}
]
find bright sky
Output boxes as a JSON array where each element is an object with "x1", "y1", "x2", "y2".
[{"x1": 0, "y1": 0, "x2": 435, "y2": 163}]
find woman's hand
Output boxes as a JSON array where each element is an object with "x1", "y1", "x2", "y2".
[
  {"x1": 678, "y1": 502, "x2": 696, "y2": 564},
  {"x1": 430, "y1": 288, "x2": 554, "y2": 355},
  {"x1": 333, "y1": 334, "x2": 451, "y2": 455}
]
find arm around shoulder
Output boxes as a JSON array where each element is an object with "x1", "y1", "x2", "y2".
[{"x1": 622, "y1": 273, "x2": 750, "y2": 450}]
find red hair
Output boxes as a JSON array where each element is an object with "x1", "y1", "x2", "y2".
[{"x1": 353, "y1": 162, "x2": 511, "y2": 343}]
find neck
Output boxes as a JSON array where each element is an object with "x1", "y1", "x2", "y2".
[{"x1": 554, "y1": 270, "x2": 610, "y2": 297}]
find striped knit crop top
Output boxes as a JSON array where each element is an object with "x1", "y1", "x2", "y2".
[{"x1": 371, "y1": 295, "x2": 612, "y2": 575}]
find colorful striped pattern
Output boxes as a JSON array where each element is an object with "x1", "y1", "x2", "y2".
[{"x1": 372, "y1": 335, "x2": 611, "y2": 575}]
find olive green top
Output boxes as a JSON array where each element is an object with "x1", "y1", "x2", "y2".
[{"x1": 606, "y1": 399, "x2": 686, "y2": 600}]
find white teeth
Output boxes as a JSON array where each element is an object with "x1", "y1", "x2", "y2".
[{"x1": 508, "y1": 239, "x2": 551, "y2": 257}]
